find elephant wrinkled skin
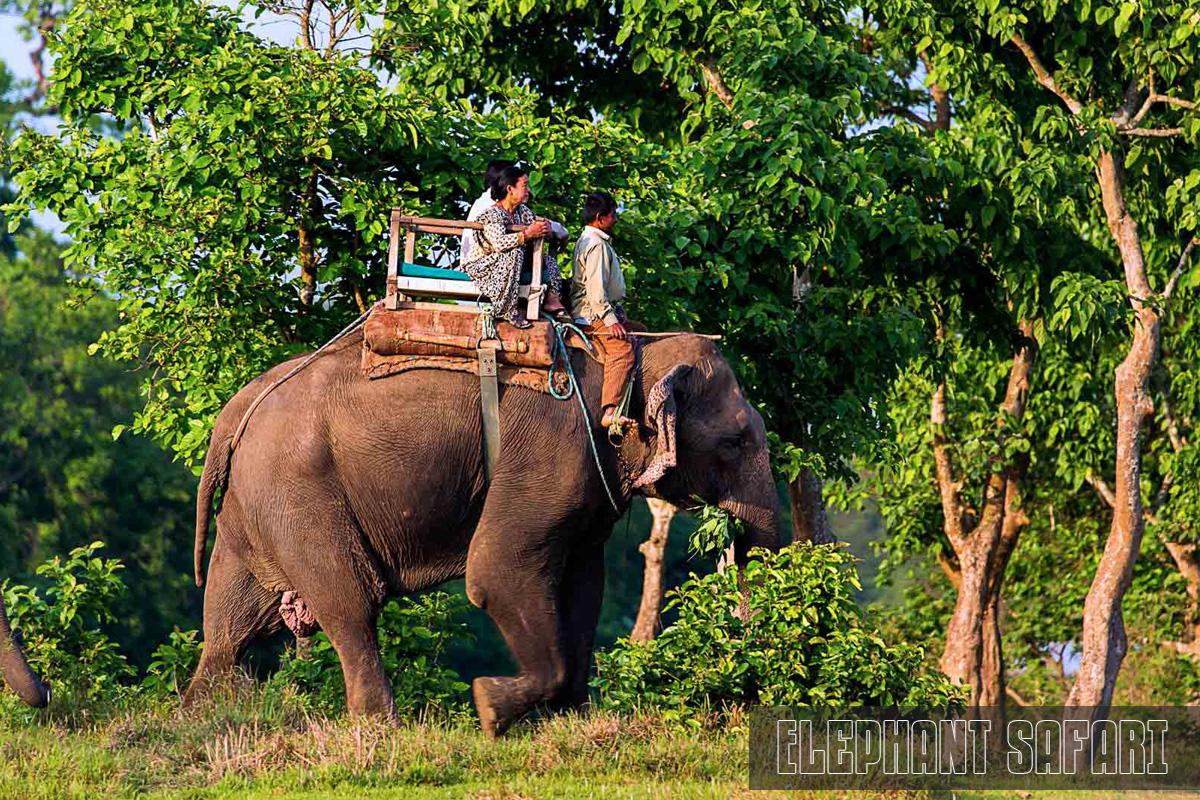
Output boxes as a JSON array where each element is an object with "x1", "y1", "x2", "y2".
[
  {"x1": 186, "y1": 329, "x2": 779, "y2": 736},
  {"x1": 0, "y1": 593, "x2": 50, "y2": 708}
]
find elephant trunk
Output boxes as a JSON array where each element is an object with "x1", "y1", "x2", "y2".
[
  {"x1": 0, "y1": 595, "x2": 49, "y2": 708},
  {"x1": 719, "y1": 446, "x2": 781, "y2": 565}
]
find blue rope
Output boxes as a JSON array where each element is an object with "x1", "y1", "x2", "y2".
[
  {"x1": 547, "y1": 319, "x2": 593, "y2": 400},
  {"x1": 548, "y1": 321, "x2": 620, "y2": 513}
]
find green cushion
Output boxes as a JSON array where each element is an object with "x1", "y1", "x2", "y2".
[{"x1": 399, "y1": 262, "x2": 474, "y2": 282}]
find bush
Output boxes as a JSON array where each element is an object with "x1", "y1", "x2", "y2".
[
  {"x1": 141, "y1": 628, "x2": 203, "y2": 699},
  {"x1": 268, "y1": 591, "x2": 472, "y2": 717},
  {"x1": 593, "y1": 543, "x2": 964, "y2": 723},
  {"x1": 2, "y1": 542, "x2": 134, "y2": 708}
]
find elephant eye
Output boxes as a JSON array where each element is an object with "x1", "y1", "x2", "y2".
[{"x1": 719, "y1": 433, "x2": 744, "y2": 452}]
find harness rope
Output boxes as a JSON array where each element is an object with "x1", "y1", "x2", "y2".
[
  {"x1": 548, "y1": 321, "x2": 621, "y2": 514},
  {"x1": 229, "y1": 309, "x2": 372, "y2": 453}
]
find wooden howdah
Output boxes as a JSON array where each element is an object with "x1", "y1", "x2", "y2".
[{"x1": 363, "y1": 302, "x2": 560, "y2": 368}]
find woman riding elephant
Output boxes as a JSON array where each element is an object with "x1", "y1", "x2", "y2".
[
  {"x1": 460, "y1": 164, "x2": 569, "y2": 327},
  {"x1": 0, "y1": 593, "x2": 50, "y2": 708},
  {"x1": 187, "y1": 328, "x2": 779, "y2": 737}
]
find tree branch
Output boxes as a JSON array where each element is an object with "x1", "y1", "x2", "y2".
[
  {"x1": 1164, "y1": 395, "x2": 1188, "y2": 453},
  {"x1": 299, "y1": 0, "x2": 316, "y2": 50},
  {"x1": 1120, "y1": 127, "x2": 1184, "y2": 138},
  {"x1": 1086, "y1": 474, "x2": 1117, "y2": 509},
  {"x1": 1006, "y1": 685, "x2": 1031, "y2": 707},
  {"x1": 1130, "y1": 82, "x2": 1197, "y2": 128},
  {"x1": 1009, "y1": 33, "x2": 1084, "y2": 114},
  {"x1": 931, "y1": 377, "x2": 966, "y2": 546},
  {"x1": 919, "y1": 52, "x2": 951, "y2": 132},
  {"x1": 698, "y1": 56, "x2": 735, "y2": 111},
  {"x1": 1150, "y1": 396, "x2": 1187, "y2": 516},
  {"x1": 27, "y1": 14, "x2": 54, "y2": 104},
  {"x1": 1162, "y1": 236, "x2": 1198, "y2": 302},
  {"x1": 936, "y1": 547, "x2": 963, "y2": 590},
  {"x1": 974, "y1": 321, "x2": 1038, "y2": 536},
  {"x1": 882, "y1": 106, "x2": 934, "y2": 132}
]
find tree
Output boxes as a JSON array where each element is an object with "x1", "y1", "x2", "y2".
[
  {"x1": 867, "y1": 0, "x2": 1200, "y2": 718},
  {"x1": 0, "y1": 229, "x2": 197, "y2": 663},
  {"x1": 630, "y1": 498, "x2": 676, "y2": 642}
]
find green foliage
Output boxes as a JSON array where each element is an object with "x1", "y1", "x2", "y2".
[
  {"x1": 0, "y1": 228, "x2": 198, "y2": 666},
  {"x1": 593, "y1": 545, "x2": 965, "y2": 724},
  {"x1": 268, "y1": 592, "x2": 473, "y2": 717},
  {"x1": 687, "y1": 505, "x2": 742, "y2": 558},
  {"x1": 2, "y1": 542, "x2": 134, "y2": 707},
  {"x1": 141, "y1": 628, "x2": 202, "y2": 699}
]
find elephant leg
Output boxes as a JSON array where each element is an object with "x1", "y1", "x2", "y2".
[
  {"x1": 184, "y1": 538, "x2": 280, "y2": 706},
  {"x1": 318, "y1": 611, "x2": 395, "y2": 720},
  {"x1": 466, "y1": 520, "x2": 568, "y2": 738},
  {"x1": 267, "y1": 515, "x2": 395, "y2": 720},
  {"x1": 555, "y1": 540, "x2": 606, "y2": 711}
]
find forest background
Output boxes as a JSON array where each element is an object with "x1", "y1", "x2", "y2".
[{"x1": 1, "y1": 0, "x2": 1199, "y2": 738}]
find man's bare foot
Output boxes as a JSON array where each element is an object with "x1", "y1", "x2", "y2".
[{"x1": 601, "y1": 409, "x2": 636, "y2": 428}]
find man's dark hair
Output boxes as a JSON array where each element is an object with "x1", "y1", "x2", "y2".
[
  {"x1": 582, "y1": 191, "x2": 618, "y2": 225},
  {"x1": 484, "y1": 159, "x2": 516, "y2": 192},
  {"x1": 491, "y1": 165, "x2": 528, "y2": 201}
]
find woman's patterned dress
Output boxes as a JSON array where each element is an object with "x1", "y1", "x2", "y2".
[{"x1": 460, "y1": 202, "x2": 562, "y2": 322}]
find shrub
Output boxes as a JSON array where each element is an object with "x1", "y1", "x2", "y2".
[
  {"x1": 268, "y1": 591, "x2": 472, "y2": 717},
  {"x1": 141, "y1": 628, "x2": 203, "y2": 699},
  {"x1": 2, "y1": 542, "x2": 134, "y2": 708},
  {"x1": 593, "y1": 543, "x2": 964, "y2": 723}
]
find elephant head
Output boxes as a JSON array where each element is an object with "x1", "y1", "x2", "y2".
[
  {"x1": 0, "y1": 593, "x2": 50, "y2": 708},
  {"x1": 632, "y1": 336, "x2": 780, "y2": 560}
]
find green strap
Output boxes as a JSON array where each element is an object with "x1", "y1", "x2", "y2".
[
  {"x1": 477, "y1": 346, "x2": 501, "y2": 481},
  {"x1": 607, "y1": 365, "x2": 637, "y2": 443}
]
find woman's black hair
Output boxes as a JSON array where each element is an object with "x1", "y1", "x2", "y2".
[
  {"x1": 484, "y1": 159, "x2": 516, "y2": 192},
  {"x1": 491, "y1": 164, "x2": 528, "y2": 201}
]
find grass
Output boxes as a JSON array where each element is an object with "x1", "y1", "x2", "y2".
[
  {"x1": 2, "y1": 684, "x2": 1198, "y2": 799},
  {"x1": 0, "y1": 680, "x2": 746, "y2": 800}
]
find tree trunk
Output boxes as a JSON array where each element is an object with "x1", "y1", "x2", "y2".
[
  {"x1": 788, "y1": 469, "x2": 836, "y2": 544},
  {"x1": 934, "y1": 322, "x2": 1035, "y2": 713},
  {"x1": 0, "y1": 594, "x2": 49, "y2": 707},
  {"x1": 979, "y1": 595, "x2": 1005, "y2": 708},
  {"x1": 298, "y1": 169, "x2": 320, "y2": 306},
  {"x1": 631, "y1": 499, "x2": 676, "y2": 642},
  {"x1": 1066, "y1": 149, "x2": 1160, "y2": 717},
  {"x1": 1162, "y1": 542, "x2": 1200, "y2": 656}
]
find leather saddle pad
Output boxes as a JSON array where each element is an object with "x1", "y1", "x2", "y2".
[
  {"x1": 361, "y1": 349, "x2": 573, "y2": 397},
  {"x1": 361, "y1": 304, "x2": 599, "y2": 395},
  {"x1": 364, "y1": 304, "x2": 584, "y2": 368}
]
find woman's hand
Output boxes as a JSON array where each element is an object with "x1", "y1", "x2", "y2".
[{"x1": 524, "y1": 218, "x2": 552, "y2": 240}]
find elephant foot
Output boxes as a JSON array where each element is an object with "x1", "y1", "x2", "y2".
[{"x1": 473, "y1": 676, "x2": 522, "y2": 739}]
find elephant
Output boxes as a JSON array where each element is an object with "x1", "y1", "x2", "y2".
[
  {"x1": 0, "y1": 593, "x2": 50, "y2": 708},
  {"x1": 185, "y1": 326, "x2": 779, "y2": 736}
]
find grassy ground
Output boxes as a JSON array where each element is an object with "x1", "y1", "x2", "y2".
[{"x1": 2, "y1": 688, "x2": 1197, "y2": 799}]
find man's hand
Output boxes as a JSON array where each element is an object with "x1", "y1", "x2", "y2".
[
  {"x1": 609, "y1": 321, "x2": 629, "y2": 341},
  {"x1": 525, "y1": 218, "x2": 551, "y2": 239}
]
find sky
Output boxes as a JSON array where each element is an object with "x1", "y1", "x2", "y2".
[{"x1": 2, "y1": 13, "x2": 60, "y2": 231}]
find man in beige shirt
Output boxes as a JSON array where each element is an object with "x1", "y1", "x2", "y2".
[{"x1": 571, "y1": 192, "x2": 635, "y2": 428}]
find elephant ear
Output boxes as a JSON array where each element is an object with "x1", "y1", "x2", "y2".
[{"x1": 635, "y1": 364, "x2": 692, "y2": 488}]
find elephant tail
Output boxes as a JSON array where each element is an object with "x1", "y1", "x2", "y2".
[{"x1": 194, "y1": 429, "x2": 233, "y2": 588}]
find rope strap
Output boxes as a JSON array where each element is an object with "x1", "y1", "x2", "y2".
[
  {"x1": 548, "y1": 321, "x2": 620, "y2": 514},
  {"x1": 230, "y1": 309, "x2": 371, "y2": 453}
]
